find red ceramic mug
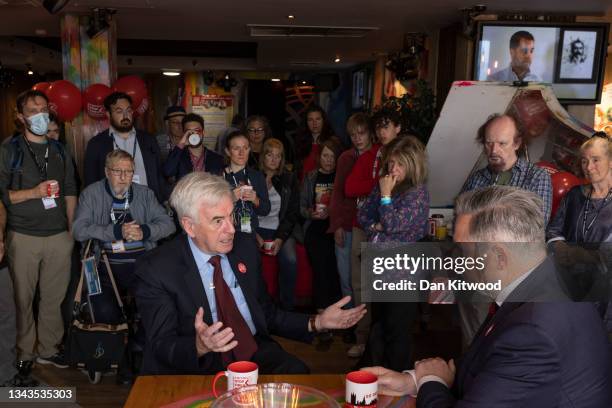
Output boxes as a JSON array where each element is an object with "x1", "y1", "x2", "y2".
[
  {"x1": 212, "y1": 361, "x2": 259, "y2": 398},
  {"x1": 345, "y1": 370, "x2": 378, "y2": 408}
]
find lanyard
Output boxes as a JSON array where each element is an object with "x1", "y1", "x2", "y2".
[
  {"x1": 227, "y1": 167, "x2": 252, "y2": 188},
  {"x1": 581, "y1": 187, "x2": 612, "y2": 241},
  {"x1": 112, "y1": 134, "x2": 138, "y2": 159},
  {"x1": 110, "y1": 189, "x2": 130, "y2": 224},
  {"x1": 23, "y1": 136, "x2": 49, "y2": 181},
  {"x1": 226, "y1": 168, "x2": 252, "y2": 212}
]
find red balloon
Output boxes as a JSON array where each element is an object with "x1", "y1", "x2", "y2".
[
  {"x1": 551, "y1": 171, "x2": 584, "y2": 218},
  {"x1": 535, "y1": 160, "x2": 560, "y2": 176},
  {"x1": 32, "y1": 82, "x2": 51, "y2": 94},
  {"x1": 112, "y1": 75, "x2": 148, "y2": 112},
  {"x1": 83, "y1": 83, "x2": 112, "y2": 119},
  {"x1": 46, "y1": 80, "x2": 82, "y2": 122}
]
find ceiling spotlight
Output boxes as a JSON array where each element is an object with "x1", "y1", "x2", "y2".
[
  {"x1": 42, "y1": 0, "x2": 71, "y2": 14},
  {"x1": 26, "y1": 64, "x2": 34, "y2": 75},
  {"x1": 271, "y1": 78, "x2": 281, "y2": 82},
  {"x1": 162, "y1": 69, "x2": 181, "y2": 77},
  {"x1": 301, "y1": 80, "x2": 307, "y2": 84},
  {"x1": 287, "y1": 15, "x2": 295, "y2": 19},
  {"x1": 334, "y1": 57, "x2": 341, "y2": 63}
]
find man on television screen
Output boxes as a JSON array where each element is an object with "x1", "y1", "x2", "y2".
[{"x1": 488, "y1": 31, "x2": 541, "y2": 82}]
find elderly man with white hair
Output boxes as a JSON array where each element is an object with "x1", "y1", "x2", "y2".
[{"x1": 134, "y1": 172, "x2": 366, "y2": 375}]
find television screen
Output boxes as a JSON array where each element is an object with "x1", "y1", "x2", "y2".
[{"x1": 474, "y1": 22, "x2": 608, "y2": 103}]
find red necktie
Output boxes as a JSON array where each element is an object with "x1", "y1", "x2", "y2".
[
  {"x1": 208, "y1": 255, "x2": 258, "y2": 365},
  {"x1": 488, "y1": 302, "x2": 499, "y2": 318}
]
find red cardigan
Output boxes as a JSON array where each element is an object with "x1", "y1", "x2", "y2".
[
  {"x1": 344, "y1": 144, "x2": 381, "y2": 198},
  {"x1": 327, "y1": 148, "x2": 359, "y2": 233}
]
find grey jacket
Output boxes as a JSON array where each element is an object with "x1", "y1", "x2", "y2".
[{"x1": 73, "y1": 179, "x2": 175, "y2": 250}]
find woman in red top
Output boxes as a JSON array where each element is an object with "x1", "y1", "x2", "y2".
[
  {"x1": 327, "y1": 113, "x2": 373, "y2": 345},
  {"x1": 294, "y1": 105, "x2": 338, "y2": 181},
  {"x1": 344, "y1": 107, "x2": 402, "y2": 359}
]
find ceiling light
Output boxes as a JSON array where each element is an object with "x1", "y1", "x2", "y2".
[
  {"x1": 334, "y1": 57, "x2": 341, "y2": 63},
  {"x1": 287, "y1": 15, "x2": 295, "y2": 19},
  {"x1": 162, "y1": 69, "x2": 181, "y2": 77},
  {"x1": 26, "y1": 64, "x2": 34, "y2": 75},
  {"x1": 271, "y1": 78, "x2": 281, "y2": 82},
  {"x1": 301, "y1": 80, "x2": 307, "y2": 84}
]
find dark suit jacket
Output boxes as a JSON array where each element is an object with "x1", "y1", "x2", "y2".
[
  {"x1": 84, "y1": 129, "x2": 166, "y2": 202},
  {"x1": 162, "y1": 146, "x2": 225, "y2": 180},
  {"x1": 134, "y1": 233, "x2": 312, "y2": 375},
  {"x1": 417, "y1": 257, "x2": 612, "y2": 408}
]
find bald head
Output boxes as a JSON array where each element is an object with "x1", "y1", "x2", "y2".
[{"x1": 478, "y1": 114, "x2": 522, "y2": 173}]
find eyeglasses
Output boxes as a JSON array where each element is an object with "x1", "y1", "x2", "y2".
[
  {"x1": 247, "y1": 127, "x2": 265, "y2": 134},
  {"x1": 108, "y1": 168, "x2": 135, "y2": 177}
]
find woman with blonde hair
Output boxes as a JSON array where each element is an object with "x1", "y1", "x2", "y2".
[
  {"x1": 357, "y1": 135, "x2": 430, "y2": 371},
  {"x1": 257, "y1": 138, "x2": 300, "y2": 310}
]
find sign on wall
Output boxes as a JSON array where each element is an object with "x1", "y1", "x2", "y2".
[{"x1": 191, "y1": 94, "x2": 234, "y2": 149}]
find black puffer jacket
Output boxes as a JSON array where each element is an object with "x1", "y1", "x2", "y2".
[{"x1": 270, "y1": 171, "x2": 300, "y2": 241}]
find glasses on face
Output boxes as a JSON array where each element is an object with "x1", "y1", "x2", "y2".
[
  {"x1": 108, "y1": 168, "x2": 135, "y2": 177},
  {"x1": 247, "y1": 127, "x2": 265, "y2": 134}
]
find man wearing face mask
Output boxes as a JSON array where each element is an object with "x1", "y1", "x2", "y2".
[
  {"x1": 0, "y1": 90, "x2": 77, "y2": 374},
  {"x1": 84, "y1": 92, "x2": 166, "y2": 202},
  {"x1": 162, "y1": 113, "x2": 225, "y2": 183}
]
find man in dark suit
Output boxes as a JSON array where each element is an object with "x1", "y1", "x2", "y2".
[
  {"x1": 84, "y1": 91, "x2": 166, "y2": 202},
  {"x1": 134, "y1": 172, "x2": 366, "y2": 375},
  {"x1": 364, "y1": 186, "x2": 611, "y2": 407}
]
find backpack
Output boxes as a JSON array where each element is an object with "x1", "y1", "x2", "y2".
[{"x1": 8, "y1": 135, "x2": 66, "y2": 190}]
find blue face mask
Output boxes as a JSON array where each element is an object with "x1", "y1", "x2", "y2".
[{"x1": 27, "y1": 112, "x2": 50, "y2": 136}]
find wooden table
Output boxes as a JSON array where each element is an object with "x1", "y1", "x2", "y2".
[{"x1": 124, "y1": 374, "x2": 415, "y2": 407}]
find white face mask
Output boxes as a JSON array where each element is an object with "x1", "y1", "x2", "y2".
[{"x1": 26, "y1": 112, "x2": 50, "y2": 136}]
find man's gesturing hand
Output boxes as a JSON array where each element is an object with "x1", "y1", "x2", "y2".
[{"x1": 194, "y1": 307, "x2": 238, "y2": 357}]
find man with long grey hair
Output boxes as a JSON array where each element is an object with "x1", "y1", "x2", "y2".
[
  {"x1": 135, "y1": 172, "x2": 366, "y2": 374},
  {"x1": 363, "y1": 186, "x2": 610, "y2": 407}
]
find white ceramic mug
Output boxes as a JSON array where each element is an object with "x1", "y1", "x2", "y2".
[
  {"x1": 345, "y1": 370, "x2": 378, "y2": 407},
  {"x1": 212, "y1": 361, "x2": 259, "y2": 398}
]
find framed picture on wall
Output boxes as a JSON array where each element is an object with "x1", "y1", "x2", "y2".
[
  {"x1": 554, "y1": 28, "x2": 603, "y2": 83},
  {"x1": 352, "y1": 70, "x2": 366, "y2": 109}
]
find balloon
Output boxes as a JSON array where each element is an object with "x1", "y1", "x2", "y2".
[
  {"x1": 32, "y1": 82, "x2": 51, "y2": 94},
  {"x1": 83, "y1": 83, "x2": 112, "y2": 119},
  {"x1": 112, "y1": 75, "x2": 148, "y2": 113},
  {"x1": 535, "y1": 160, "x2": 560, "y2": 176},
  {"x1": 551, "y1": 171, "x2": 584, "y2": 218},
  {"x1": 46, "y1": 80, "x2": 82, "y2": 122}
]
